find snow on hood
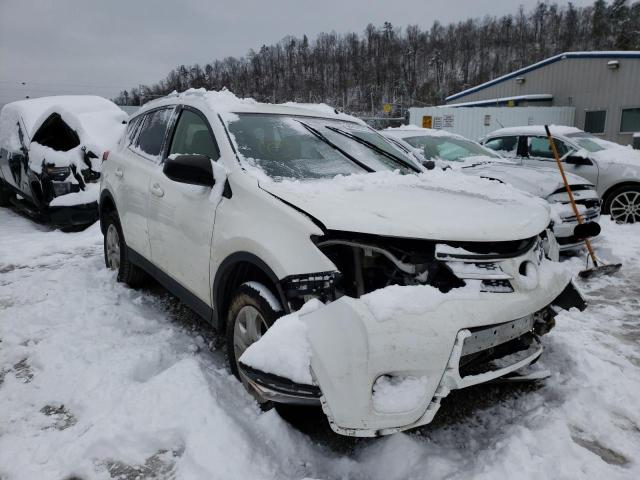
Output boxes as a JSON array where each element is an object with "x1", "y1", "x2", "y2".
[
  {"x1": 461, "y1": 159, "x2": 594, "y2": 198},
  {"x1": 259, "y1": 170, "x2": 550, "y2": 242},
  {"x1": 589, "y1": 142, "x2": 640, "y2": 167},
  {"x1": 0, "y1": 95, "x2": 126, "y2": 155}
]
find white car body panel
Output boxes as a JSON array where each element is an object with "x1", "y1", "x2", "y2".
[
  {"x1": 260, "y1": 178, "x2": 550, "y2": 242},
  {"x1": 304, "y1": 257, "x2": 572, "y2": 436}
]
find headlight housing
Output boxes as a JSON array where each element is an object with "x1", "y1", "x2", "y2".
[{"x1": 281, "y1": 271, "x2": 341, "y2": 310}]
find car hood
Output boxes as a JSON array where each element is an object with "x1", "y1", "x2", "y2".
[
  {"x1": 462, "y1": 161, "x2": 593, "y2": 198},
  {"x1": 589, "y1": 143, "x2": 640, "y2": 168},
  {"x1": 259, "y1": 171, "x2": 550, "y2": 242}
]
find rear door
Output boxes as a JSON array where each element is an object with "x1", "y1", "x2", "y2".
[
  {"x1": 147, "y1": 106, "x2": 222, "y2": 304},
  {"x1": 113, "y1": 107, "x2": 175, "y2": 260},
  {"x1": 522, "y1": 135, "x2": 599, "y2": 185}
]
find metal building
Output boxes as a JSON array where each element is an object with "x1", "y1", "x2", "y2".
[{"x1": 445, "y1": 51, "x2": 640, "y2": 145}]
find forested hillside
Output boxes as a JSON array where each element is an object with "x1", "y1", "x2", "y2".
[{"x1": 114, "y1": 0, "x2": 640, "y2": 114}]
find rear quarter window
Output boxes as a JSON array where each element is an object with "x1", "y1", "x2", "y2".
[{"x1": 134, "y1": 108, "x2": 174, "y2": 160}]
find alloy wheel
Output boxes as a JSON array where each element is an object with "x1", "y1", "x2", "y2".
[
  {"x1": 233, "y1": 305, "x2": 268, "y2": 365},
  {"x1": 106, "y1": 224, "x2": 121, "y2": 270},
  {"x1": 610, "y1": 191, "x2": 640, "y2": 224}
]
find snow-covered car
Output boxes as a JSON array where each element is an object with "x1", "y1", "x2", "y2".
[
  {"x1": 382, "y1": 127, "x2": 601, "y2": 251},
  {"x1": 99, "y1": 89, "x2": 585, "y2": 437},
  {"x1": 0, "y1": 96, "x2": 126, "y2": 227},
  {"x1": 481, "y1": 126, "x2": 640, "y2": 224}
]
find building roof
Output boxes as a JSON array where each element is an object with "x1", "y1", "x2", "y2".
[{"x1": 446, "y1": 51, "x2": 640, "y2": 103}]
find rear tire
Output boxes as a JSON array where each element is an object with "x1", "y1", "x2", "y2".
[
  {"x1": 0, "y1": 180, "x2": 14, "y2": 207},
  {"x1": 102, "y1": 210, "x2": 146, "y2": 287},
  {"x1": 603, "y1": 185, "x2": 640, "y2": 223}
]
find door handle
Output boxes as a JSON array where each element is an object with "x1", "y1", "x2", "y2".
[
  {"x1": 114, "y1": 167, "x2": 124, "y2": 178},
  {"x1": 150, "y1": 183, "x2": 164, "y2": 197}
]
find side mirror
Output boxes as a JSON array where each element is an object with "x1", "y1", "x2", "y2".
[
  {"x1": 163, "y1": 154, "x2": 214, "y2": 187},
  {"x1": 565, "y1": 154, "x2": 592, "y2": 166}
]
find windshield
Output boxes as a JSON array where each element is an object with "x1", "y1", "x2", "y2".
[
  {"x1": 565, "y1": 132, "x2": 605, "y2": 152},
  {"x1": 226, "y1": 113, "x2": 415, "y2": 180},
  {"x1": 402, "y1": 135, "x2": 500, "y2": 162}
]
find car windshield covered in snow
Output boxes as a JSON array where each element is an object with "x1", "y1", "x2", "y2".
[
  {"x1": 565, "y1": 132, "x2": 606, "y2": 152},
  {"x1": 227, "y1": 114, "x2": 416, "y2": 180},
  {"x1": 403, "y1": 134, "x2": 500, "y2": 162}
]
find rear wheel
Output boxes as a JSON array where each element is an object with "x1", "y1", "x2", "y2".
[
  {"x1": 102, "y1": 210, "x2": 146, "y2": 287},
  {"x1": 0, "y1": 179, "x2": 14, "y2": 207},
  {"x1": 604, "y1": 185, "x2": 640, "y2": 223}
]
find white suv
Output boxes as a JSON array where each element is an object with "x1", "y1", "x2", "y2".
[{"x1": 99, "y1": 90, "x2": 585, "y2": 437}]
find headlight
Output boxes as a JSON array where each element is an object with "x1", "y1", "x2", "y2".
[
  {"x1": 43, "y1": 165, "x2": 71, "y2": 181},
  {"x1": 51, "y1": 182, "x2": 80, "y2": 197}
]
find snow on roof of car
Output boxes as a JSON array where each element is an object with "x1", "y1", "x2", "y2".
[
  {"x1": 485, "y1": 125, "x2": 583, "y2": 138},
  {"x1": 0, "y1": 95, "x2": 126, "y2": 153},
  {"x1": 139, "y1": 88, "x2": 363, "y2": 124},
  {"x1": 383, "y1": 126, "x2": 467, "y2": 140}
]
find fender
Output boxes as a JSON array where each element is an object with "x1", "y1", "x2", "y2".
[
  {"x1": 98, "y1": 189, "x2": 117, "y2": 233},
  {"x1": 212, "y1": 251, "x2": 287, "y2": 332}
]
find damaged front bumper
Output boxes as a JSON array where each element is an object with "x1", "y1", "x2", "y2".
[
  {"x1": 48, "y1": 201, "x2": 99, "y2": 228},
  {"x1": 240, "y1": 266, "x2": 584, "y2": 437}
]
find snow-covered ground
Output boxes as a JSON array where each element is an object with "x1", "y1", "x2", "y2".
[{"x1": 0, "y1": 208, "x2": 639, "y2": 480}]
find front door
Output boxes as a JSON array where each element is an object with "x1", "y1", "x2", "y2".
[
  {"x1": 521, "y1": 135, "x2": 599, "y2": 186},
  {"x1": 147, "y1": 107, "x2": 222, "y2": 304}
]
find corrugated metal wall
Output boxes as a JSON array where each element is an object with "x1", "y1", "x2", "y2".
[
  {"x1": 408, "y1": 106, "x2": 575, "y2": 141},
  {"x1": 446, "y1": 56, "x2": 640, "y2": 145}
]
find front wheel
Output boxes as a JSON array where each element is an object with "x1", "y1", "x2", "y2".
[
  {"x1": 226, "y1": 283, "x2": 282, "y2": 385},
  {"x1": 0, "y1": 180, "x2": 14, "y2": 207},
  {"x1": 102, "y1": 210, "x2": 146, "y2": 287},
  {"x1": 604, "y1": 185, "x2": 640, "y2": 223}
]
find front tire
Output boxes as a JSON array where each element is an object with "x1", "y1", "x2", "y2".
[
  {"x1": 0, "y1": 179, "x2": 14, "y2": 207},
  {"x1": 604, "y1": 185, "x2": 640, "y2": 223},
  {"x1": 102, "y1": 210, "x2": 146, "y2": 287},
  {"x1": 226, "y1": 283, "x2": 282, "y2": 382}
]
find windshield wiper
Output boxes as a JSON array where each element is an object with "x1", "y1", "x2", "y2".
[
  {"x1": 296, "y1": 120, "x2": 374, "y2": 173},
  {"x1": 325, "y1": 126, "x2": 420, "y2": 173}
]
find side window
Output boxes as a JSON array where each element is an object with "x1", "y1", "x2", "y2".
[
  {"x1": 134, "y1": 108, "x2": 174, "y2": 160},
  {"x1": 168, "y1": 109, "x2": 219, "y2": 160},
  {"x1": 484, "y1": 136, "x2": 518, "y2": 157},
  {"x1": 528, "y1": 136, "x2": 569, "y2": 159},
  {"x1": 124, "y1": 116, "x2": 142, "y2": 146}
]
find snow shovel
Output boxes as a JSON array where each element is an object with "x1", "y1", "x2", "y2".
[{"x1": 544, "y1": 125, "x2": 621, "y2": 279}]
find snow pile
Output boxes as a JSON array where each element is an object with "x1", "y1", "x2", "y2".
[
  {"x1": 1, "y1": 211, "x2": 640, "y2": 480},
  {"x1": 239, "y1": 299, "x2": 324, "y2": 385},
  {"x1": 372, "y1": 375, "x2": 430, "y2": 414},
  {"x1": 49, "y1": 183, "x2": 100, "y2": 207},
  {"x1": 489, "y1": 125, "x2": 583, "y2": 138},
  {"x1": 0, "y1": 95, "x2": 126, "y2": 155},
  {"x1": 362, "y1": 281, "x2": 482, "y2": 322}
]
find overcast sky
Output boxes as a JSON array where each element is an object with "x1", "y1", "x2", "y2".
[{"x1": 0, "y1": 0, "x2": 594, "y2": 104}]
